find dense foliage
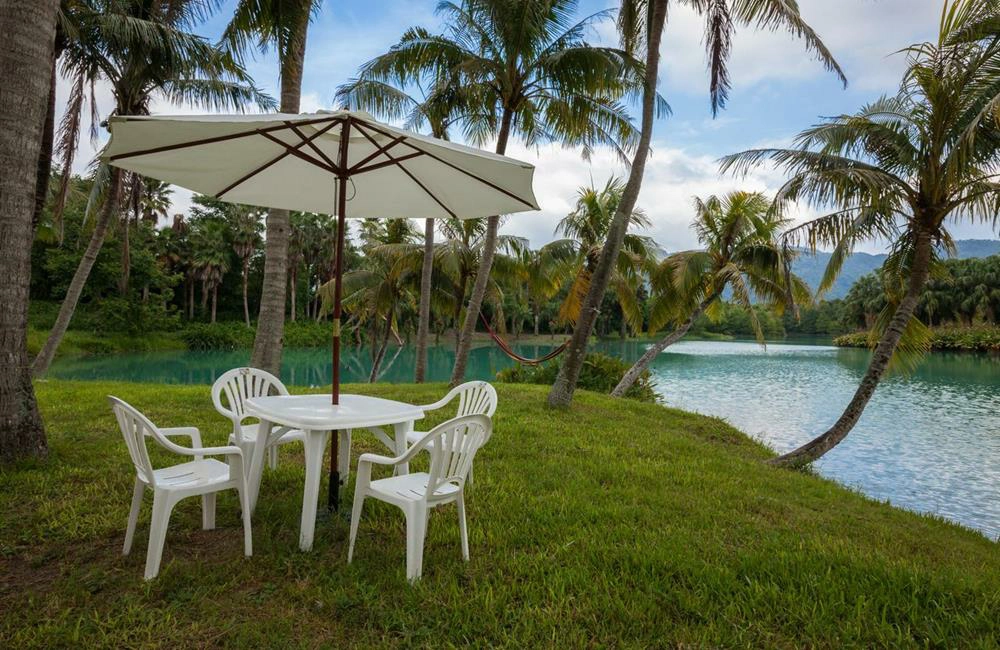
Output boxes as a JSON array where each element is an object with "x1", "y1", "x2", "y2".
[{"x1": 496, "y1": 352, "x2": 658, "y2": 402}]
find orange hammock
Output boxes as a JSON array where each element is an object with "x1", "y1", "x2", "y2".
[{"x1": 479, "y1": 312, "x2": 569, "y2": 365}]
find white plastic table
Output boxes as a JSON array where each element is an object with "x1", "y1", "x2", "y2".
[{"x1": 244, "y1": 393, "x2": 424, "y2": 551}]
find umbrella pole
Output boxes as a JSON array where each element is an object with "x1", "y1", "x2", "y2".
[{"x1": 328, "y1": 119, "x2": 351, "y2": 512}]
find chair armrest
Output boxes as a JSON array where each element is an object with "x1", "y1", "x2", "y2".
[
  {"x1": 178, "y1": 444, "x2": 244, "y2": 458},
  {"x1": 159, "y1": 426, "x2": 203, "y2": 448},
  {"x1": 357, "y1": 452, "x2": 400, "y2": 466}
]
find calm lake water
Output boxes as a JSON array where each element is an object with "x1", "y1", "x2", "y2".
[{"x1": 49, "y1": 338, "x2": 1000, "y2": 539}]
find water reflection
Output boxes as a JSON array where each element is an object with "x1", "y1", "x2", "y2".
[{"x1": 48, "y1": 337, "x2": 1000, "y2": 539}]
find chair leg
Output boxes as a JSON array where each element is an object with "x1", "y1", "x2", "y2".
[
  {"x1": 267, "y1": 445, "x2": 278, "y2": 470},
  {"x1": 457, "y1": 493, "x2": 469, "y2": 562},
  {"x1": 347, "y1": 491, "x2": 365, "y2": 563},
  {"x1": 123, "y1": 478, "x2": 144, "y2": 556},
  {"x1": 144, "y1": 490, "x2": 176, "y2": 580},
  {"x1": 405, "y1": 503, "x2": 427, "y2": 582},
  {"x1": 202, "y1": 492, "x2": 216, "y2": 530},
  {"x1": 236, "y1": 484, "x2": 253, "y2": 558},
  {"x1": 468, "y1": 465, "x2": 474, "y2": 488}
]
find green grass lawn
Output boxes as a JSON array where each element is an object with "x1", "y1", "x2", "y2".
[{"x1": 2, "y1": 381, "x2": 998, "y2": 648}]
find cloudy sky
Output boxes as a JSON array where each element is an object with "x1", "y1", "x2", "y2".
[{"x1": 60, "y1": 0, "x2": 1000, "y2": 252}]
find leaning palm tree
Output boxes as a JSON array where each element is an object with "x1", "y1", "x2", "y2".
[
  {"x1": 32, "y1": 0, "x2": 273, "y2": 376},
  {"x1": 612, "y1": 191, "x2": 808, "y2": 396},
  {"x1": 225, "y1": 0, "x2": 320, "y2": 374},
  {"x1": 359, "y1": 0, "x2": 647, "y2": 385},
  {"x1": 554, "y1": 177, "x2": 657, "y2": 335},
  {"x1": 719, "y1": 0, "x2": 1000, "y2": 466},
  {"x1": 336, "y1": 74, "x2": 464, "y2": 382},
  {"x1": 549, "y1": 0, "x2": 845, "y2": 407}
]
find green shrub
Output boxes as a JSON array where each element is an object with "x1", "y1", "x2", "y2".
[
  {"x1": 180, "y1": 322, "x2": 255, "y2": 350},
  {"x1": 496, "y1": 352, "x2": 658, "y2": 402},
  {"x1": 835, "y1": 325, "x2": 1000, "y2": 352},
  {"x1": 284, "y1": 320, "x2": 334, "y2": 348}
]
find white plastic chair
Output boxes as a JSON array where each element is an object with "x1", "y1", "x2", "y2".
[
  {"x1": 402, "y1": 381, "x2": 497, "y2": 482},
  {"x1": 349, "y1": 414, "x2": 492, "y2": 582},
  {"x1": 211, "y1": 367, "x2": 305, "y2": 470},
  {"x1": 109, "y1": 396, "x2": 252, "y2": 580}
]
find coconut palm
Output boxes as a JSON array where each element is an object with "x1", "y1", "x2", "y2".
[
  {"x1": 719, "y1": 0, "x2": 1000, "y2": 466},
  {"x1": 0, "y1": 0, "x2": 60, "y2": 461},
  {"x1": 189, "y1": 218, "x2": 230, "y2": 324},
  {"x1": 287, "y1": 212, "x2": 308, "y2": 322},
  {"x1": 508, "y1": 242, "x2": 576, "y2": 337},
  {"x1": 359, "y1": 0, "x2": 646, "y2": 385},
  {"x1": 32, "y1": 0, "x2": 274, "y2": 377},
  {"x1": 612, "y1": 191, "x2": 809, "y2": 396},
  {"x1": 336, "y1": 65, "x2": 465, "y2": 383},
  {"x1": 549, "y1": 0, "x2": 845, "y2": 407},
  {"x1": 226, "y1": 0, "x2": 320, "y2": 375},
  {"x1": 554, "y1": 177, "x2": 657, "y2": 335},
  {"x1": 227, "y1": 206, "x2": 264, "y2": 327},
  {"x1": 140, "y1": 179, "x2": 173, "y2": 225}
]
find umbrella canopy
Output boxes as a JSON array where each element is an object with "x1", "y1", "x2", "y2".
[{"x1": 104, "y1": 110, "x2": 539, "y2": 219}]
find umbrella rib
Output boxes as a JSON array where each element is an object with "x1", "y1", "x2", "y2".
[
  {"x1": 257, "y1": 131, "x2": 340, "y2": 174},
  {"x1": 348, "y1": 135, "x2": 409, "y2": 173},
  {"x1": 353, "y1": 119, "x2": 536, "y2": 210},
  {"x1": 216, "y1": 119, "x2": 342, "y2": 198},
  {"x1": 286, "y1": 122, "x2": 341, "y2": 171},
  {"x1": 108, "y1": 115, "x2": 344, "y2": 162},
  {"x1": 351, "y1": 119, "x2": 458, "y2": 219},
  {"x1": 352, "y1": 151, "x2": 424, "y2": 174}
]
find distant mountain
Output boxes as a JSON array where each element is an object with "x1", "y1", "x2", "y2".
[{"x1": 791, "y1": 239, "x2": 1000, "y2": 299}]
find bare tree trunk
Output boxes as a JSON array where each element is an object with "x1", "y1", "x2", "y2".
[
  {"x1": 250, "y1": 10, "x2": 309, "y2": 374},
  {"x1": 187, "y1": 278, "x2": 194, "y2": 319},
  {"x1": 369, "y1": 315, "x2": 393, "y2": 383},
  {"x1": 611, "y1": 296, "x2": 714, "y2": 397},
  {"x1": 211, "y1": 285, "x2": 218, "y2": 324},
  {"x1": 534, "y1": 311, "x2": 540, "y2": 337},
  {"x1": 548, "y1": 1, "x2": 667, "y2": 407},
  {"x1": 242, "y1": 259, "x2": 250, "y2": 327},
  {"x1": 119, "y1": 213, "x2": 130, "y2": 295},
  {"x1": 33, "y1": 167, "x2": 123, "y2": 376},
  {"x1": 770, "y1": 229, "x2": 934, "y2": 467},
  {"x1": 289, "y1": 269, "x2": 297, "y2": 322},
  {"x1": 415, "y1": 217, "x2": 434, "y2": 382},
  {"x1": 32, "y1": 45, "x2": 59, "y2": 231},
  {"x1": 449, "y1": 109, "x2": 513, "y2": 386},
  {"x1": 1, "y1": 0, "x2": 58, "y2": 461}
]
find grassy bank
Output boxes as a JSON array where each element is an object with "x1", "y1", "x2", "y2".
[
  {"x1": 2, "y1": 381, "x2": 997, "y2": 647},
  {"x1": 835, "y1": 325, "x2": 1000, "y2": 352}
]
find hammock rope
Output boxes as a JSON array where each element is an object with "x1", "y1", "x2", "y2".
[{"x1": 479, "y1": 312, "x2": 569, "y2": 365}]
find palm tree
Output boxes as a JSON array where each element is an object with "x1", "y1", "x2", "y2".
[
  {"x1": 549, "y1": 0, "x2": 845, "y2": 407},
  {"x1": 553, "y1": 177, "x2": 656, "y2": 335},
  {"x1": 226, "y1": 206, "x2": 264, "y2": 327},
  {"x1": 612, "y1": 191, "x2": 808, "y2": 396},
  {"x1": 32, "y1": 0, "x2": 274, "y2": 377},
  {"x1": 189, "y1": 219, "x2": 230, "y2": 324},
  {"x1": 287, "y1": 211, "x2": 308, "y2": 322},
  {"x1": 226, "y1": 0, "x2": 320, "y2": 375},
  {"x1": 360, "y1": 0, "x2": 646, "y2": 385},
  {"x1": 719, "y1": 0, "x2": 1000, "y2": 466},
  {"x1": 0, "y1": 0, "x2": 60, "y2": 461},
  {"x1": 140, "y1": 179, "x2": 173, "y2": 225},
  {"x1": 336, "y1": 63, "x2": 464, "y2": 383},
  {"x1": 509, "y1": 243, "x2": 575, "y2": 336}
]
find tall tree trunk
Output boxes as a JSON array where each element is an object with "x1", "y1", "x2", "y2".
[
  {"x1": 289, "y1": 269, "x2": 297, "y2": 322},
  {"x1": 415, "y1": 217, "x2": 434, "y2": 382},
  {"x1": 250, "y1": 10, "x2": 309, "y2": 374},
  {"x1": 32, "y1": 45, "x2": 59, "y2": 231},
  {"x1": 770, "y1": 228, "x2": 935, "y2": 467},
  {"x1": 0, "y1": 0, "x2": 58, "y2": 460},
  {"x1": 453, "y1": 272, "x2": 468, "y2": 350},
  {"x1": 242, "y1": 259, "x2": 250, "y2": 327},
  {"x1": 187, "y1": 278, "x2": 194, "y2": 319},
  {"x1": 119, "y1": 214, "x2": 130, "y2": 295},
  {"x1": 33, "y1": 167, "x2": 123, "y2": 376},
  {"x1": 548, "y1": 1, "x2": 667, "y2": 407},
  {"x1": 534, "y1": 311, "x2": 540, "y2": 337},
  {"x1": 201, "y1": 278, "x2": 209, "y2": 314},
  {"x1": 611, "y1": 296, "x2": 715, "y2": 397},
  {"x1": 449, "y1": 109, "x2": 514, "y2": 385},
  {"x1": 211, "y1": 284, "x2": 218, "y2": 324},
  {"x1": 369, "y1": 315, "x2": 393, "y2": 383}
]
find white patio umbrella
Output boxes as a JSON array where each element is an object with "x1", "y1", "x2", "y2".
[{"x1": 105, "y1": 109, "x2": 538, "y2": 509}]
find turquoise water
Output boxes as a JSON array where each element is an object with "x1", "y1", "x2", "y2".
[{"x1": 49, "y1": 338, "x2": 1000, "y2": 539}]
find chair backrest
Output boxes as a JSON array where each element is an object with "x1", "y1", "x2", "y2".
[
  {"x1": 449, "y1": 381, "x2": 498, "y2": 418},
  {"x1": 420, "y1": 414, "x2": 492, "y2": 500},
  {"x1": 108, "y1": 396, "x2": 164, "y2": 487},
  {"x1": 212, "y1": 367, "x2": 289, "y2": 431}
]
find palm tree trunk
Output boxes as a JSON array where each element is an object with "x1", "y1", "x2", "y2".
[
  {"x1": 449, "y1": 108, "x2": 513, "y2": 386},
  {"x1": 32, "y1": 50, "x2": 58, "y2": 231},
  {"x1": 250, "y1": 9, "x2": 309, "y2": 375},
  {"x1": 415, "y1": 217, "x2": 434, "y2": 382},
  {"x1": 211, "y1": 284, "x2": 218, "y2": 324},
  {"x1": 611, "y1": 296, "x2": 715, "y2": 397},
  {"x1": 1, "y1": 0, "x2": 58, "y2": 460},
  {"x1": 534, "y1": 311, "x2": 540, "y2": 337},
  {"x1": 548, "y1": 0, "x2": 668, "y2": 407},
  {"x1": 33, "y1": 167, "x2": 123, "y2": 377},
  {"x1": 242, "y1": 259, "x2": 250, "y2": 327},
  {"x1": 187, "y1": 278, "x2": 194, "y2": 319},
  {"x1": 289, "y1": 269, "x2": 297, "y2": 322},
  {"x1": 119, "y1": 213, "x2": 130, "y2": 295},
  {"x1": 770, "y1": 229, "x2": 935, "y2": 467},
  {"x1": 369, "y1": 315, "x2": 392, "y2": 383}
]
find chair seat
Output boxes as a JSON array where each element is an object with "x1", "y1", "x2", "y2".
[
  {"x1": 369, "y1": 472, "x2": 461, "y2": 504},
  {"x1": 230, "y1": 423, "x2": 305, "y2": 446},
  {"x1": 150, "y1": 459, "x2": 234, "y2": 491}
]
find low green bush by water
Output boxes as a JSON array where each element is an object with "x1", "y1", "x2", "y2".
[
  {"x1": 835, "y1": 325, "x2": 1000, "y2": 352},
  {"x1": 1, "y1": 381, "x2": 997, "y2": 647},
  {"x1": 496, "y1": 351, "x2": 658, "y2": 402}
]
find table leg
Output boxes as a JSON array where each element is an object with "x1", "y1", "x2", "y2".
[
  {"x1": 393, "y1": 421, "x2": 413, "y2": 476},
  {"x1": 247, "y1": 418, "x2": 272, "y2": 514},
  {"x1": 301, "y1": 428, "x2": 330, "y2": 551}
]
